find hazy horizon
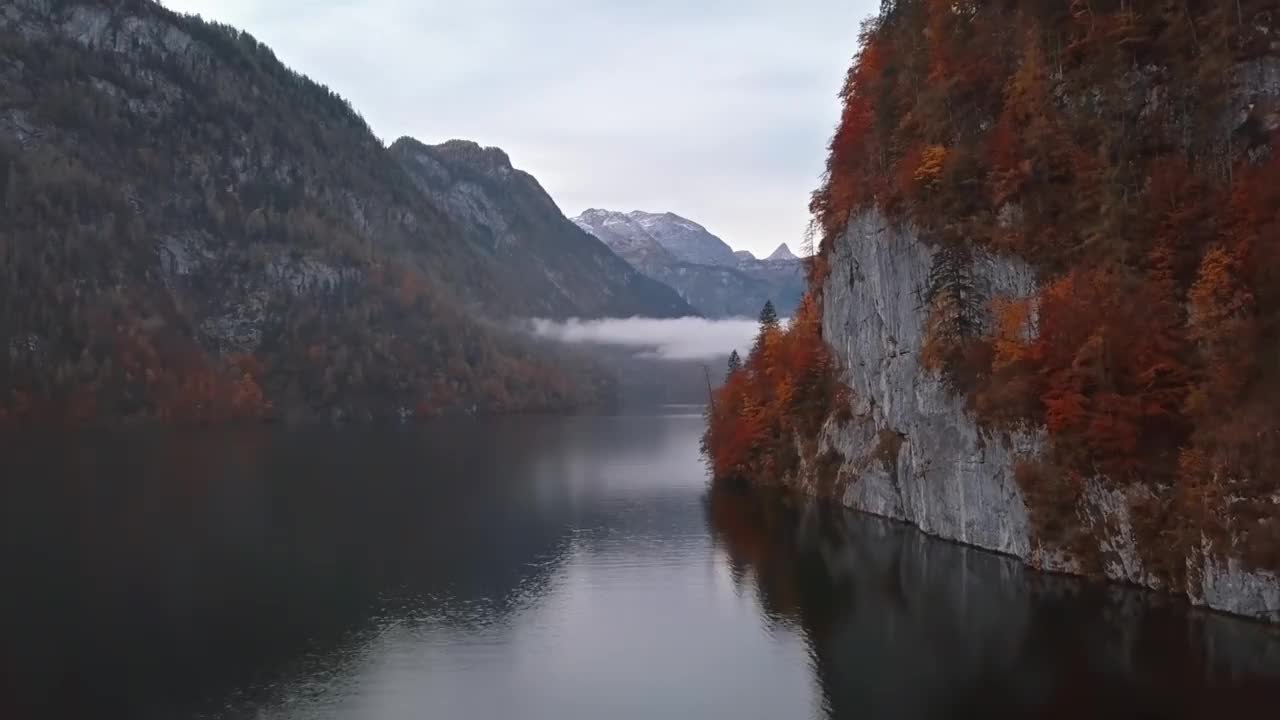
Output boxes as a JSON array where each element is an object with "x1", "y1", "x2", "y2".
[{"x1": 160, "y1": 0, "x2": 876, "y2": 258}]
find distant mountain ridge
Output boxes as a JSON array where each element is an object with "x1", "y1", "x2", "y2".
[
  {"x1": 625, "y1": 210, "x2": 739, "y2": 266},
  {"x1": 573, "y1": 208, "x2": 680, "y2": 272},
  {"x1": 573, "y1": 209, "x2": 805, "y2": 318}
]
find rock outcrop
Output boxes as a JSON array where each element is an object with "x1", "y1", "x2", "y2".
[
  {"x1": 760, "y1": 0, "x2": 1280, "y2": 624},
  {"x1": 800, "y1": 207, "x2": 1280, "y2": 622}
]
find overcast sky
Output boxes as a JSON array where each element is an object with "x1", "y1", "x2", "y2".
[{"x1": 162, "y1": 0, "x2": 876, "y2": 257}]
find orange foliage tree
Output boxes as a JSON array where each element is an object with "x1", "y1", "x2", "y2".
[{"x1": 703, "y1": 296, "x2": 846, "y2": 484}]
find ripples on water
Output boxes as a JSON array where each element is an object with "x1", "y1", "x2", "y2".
[{"x1": 2, "y1": 412, "x2": 1278, "y2": 719}]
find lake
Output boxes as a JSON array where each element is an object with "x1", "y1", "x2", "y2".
[{"x1": 3, "y1": 411, "x2": 1279, "y2": 719}]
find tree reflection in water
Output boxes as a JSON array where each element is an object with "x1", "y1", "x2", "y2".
[{"x1": 705, "y1": 482, "x2": 1280, "y2": 720}]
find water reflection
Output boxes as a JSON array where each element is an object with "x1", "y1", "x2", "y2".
[
  {"x1": 2, "y1": 415, "x2": 1278, "y2": 720},
  {"x1": 1, "y1": 422, "x2": 588, "y2": 719},
  {"x1": 706, "y1": 484, "x2": 1280, "y2": 719}
]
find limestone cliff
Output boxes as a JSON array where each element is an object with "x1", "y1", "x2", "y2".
[
  {"x1": 802, "y1": 208, "x2": 1280, "y2": 621},
  {"x1": 704, "y1": 1, "x2": 1280, "y2": 623}
]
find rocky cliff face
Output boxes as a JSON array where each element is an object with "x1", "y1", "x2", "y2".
[
  {"x1": 759, "y1": 0, "x2": 1280, "y2": 623},
  {"x1": 800, "y1": 207, "x2": 1280, "y2": 621},
  {"x1": 573, "y1": 209, "x2": 804, "y2": 317}
]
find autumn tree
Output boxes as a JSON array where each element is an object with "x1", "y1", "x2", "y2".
[
  {"x1": 790, "y1": 0, "x2": 1280, "y2": 578},
  {"x1": 705, "y1": 292, "x2": 847, "y2": 485}
]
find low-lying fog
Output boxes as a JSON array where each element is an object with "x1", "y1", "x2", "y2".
[
  {"x1": 528, "y1": 316, "x2": 759, "y2": 361},
  {"x1": 525, "y1": 316, "x2": 769, "y2": 407}
]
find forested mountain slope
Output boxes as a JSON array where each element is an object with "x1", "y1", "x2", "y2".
[
  {"x1": 706, "y1": 0, "x2": 1280, "y2": 620},
  {"x1": 391, "y1": 139, "x2": 691, "y2": 320},
  {"x1": 0, "y1": 0, "x2": 690, "y2": 424}
]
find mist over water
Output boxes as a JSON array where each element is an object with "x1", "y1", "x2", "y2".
[{"x1": 527, "y1": 316, "x2": 759, "y2": 361}]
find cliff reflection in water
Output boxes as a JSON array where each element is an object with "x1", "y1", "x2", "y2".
[
  {"x1": 705, "y1": 483, "x2": 1280, "y2": 720},
  {"x1": 6, "y1": 416, "x2": 1280, "y2": 720}
]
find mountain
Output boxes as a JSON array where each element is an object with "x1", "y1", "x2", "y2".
[
  {"x1": 734, "y1": 249, "x2": 805, "y2": 313},
  {"x1": 646, "y1": 263, "x2": 780, "y2": 320},
  {"x1": 766, "y1": 243, "x2": 798, "y2": 261},
  {"x1": 705, "y1": 1, "x2": 1280, "y2": 620},
  {"x1": 0, "y1": 0, "x2": 691, "y2": 425},
  {"x1": 572, "y1": 208, "x2": 679, "y2": 273},
  {"x1": 390, "y1": 139, "x2": 692, "y2": 320},
  {"x1": 573, "y1": 209, "x2": 804, "y2": 318},
  {"x1": 627, "y1": 210, "x2": 737, "y2": 266}
]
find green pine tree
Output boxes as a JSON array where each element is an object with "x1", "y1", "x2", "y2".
[{"x1": 758, "y1": 300, "x2": 779, "y2": 331}]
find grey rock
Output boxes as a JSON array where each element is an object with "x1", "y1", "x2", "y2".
[{"x1": 800, "y1": 206, "x2": 1280, "y2": 622}]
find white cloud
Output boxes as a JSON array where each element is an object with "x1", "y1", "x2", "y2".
[
  {"x1": 528, "y1": 317, "x2": 758, "y2": 361},
  {"x1": 160, "y1": 0, "x2": 878, "y2": 258}
]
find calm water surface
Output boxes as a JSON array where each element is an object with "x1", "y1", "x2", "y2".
[{"x1": 3, "y1": 411, "x2": 1279, "y2": 719}]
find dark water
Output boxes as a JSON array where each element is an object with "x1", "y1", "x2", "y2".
[{"x1": 2, "y1": 411, "x2": 1279, "y2": 719}]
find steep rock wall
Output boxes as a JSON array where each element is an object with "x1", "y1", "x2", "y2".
[{"x1": 801, "y1": 207, "x2": 1280, "y2": 622}]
